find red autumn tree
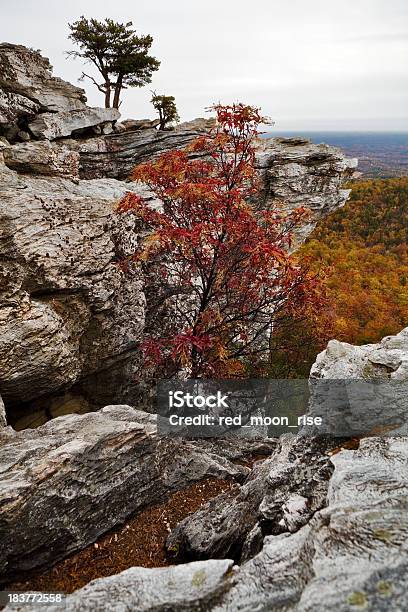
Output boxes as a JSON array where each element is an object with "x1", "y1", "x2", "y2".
[{"x1": 117, "y1": 103, "x2": 325, "y2": 378}]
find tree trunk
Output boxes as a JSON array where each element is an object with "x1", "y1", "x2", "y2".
[
  {"x1": 159, "y1": 108, "x2": 165, "y2": 131},
  {"x1": 104, "y1": 84, "x2": 111, "y2": 108},
  {"x1": 113, "y1": 76, "x2": 123, "y2": 109}
]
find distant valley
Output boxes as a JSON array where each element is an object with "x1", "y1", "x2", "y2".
[{"x1": 264, "y1": 131, "x2": 408, "y2": 178}]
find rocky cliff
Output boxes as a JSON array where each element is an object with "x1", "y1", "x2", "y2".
[
  {"x1": 1, "y1": 328, "x2": 406, "y2": 609},
  {"x1": 1, "y1": 41, "x2": 406, "y2": 612},
  {"x1": 0, "y1": 43, "x2": 356, "y2": 427}
]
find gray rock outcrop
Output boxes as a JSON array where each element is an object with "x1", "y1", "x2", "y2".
[
  {"x1": 68, "y1": 125, "x2": 208, "y2": 180},
  {"x1": 10, "y1": 437, "x2": 408, "y2": 611},
  {"x1": 0, "y1": 43, "x2": 86, "y2": 139},
  {"x1": 311, "y1": 326, "x2": 408, "y2": 380},
  {"x1": 257, "y1": 136, "x2": 358, "y2": 245},
  {"x1": 10, "y1": 560, "x2": 235, "y2": 612},
  {"x1": 166, "y1": 327, "x2": 408, "y2": 563},
  {"x1": 210, "y1": 435, "x2": 407, "y2": 612},
  {"x1": 307, "y1": 327, "x2": 408, "y2": 439},
  {"x1": 0, "y1": 164, "x2": 150, "y2": 410},
  {"x1": 15, "y1": 329, "x2": 406, "y2": 612},
  {"x1": 13, "y1": 415, "x2": 407, "y2": 611},
  {"x1": 166, "y1": 435, "x2": 333, "y2": 562},
  {"x1": 0, "y1": 406, "x2": 266, "y2": 582},
  {"x1": 29, "y1": 107, "x2": 120, "y2": 140},
  {"x1": 3, "y1": 141, "x2": 79, "y2": 178},
  {"x1": 0, "y1": 43, "x2": 356, "y2": 424}
]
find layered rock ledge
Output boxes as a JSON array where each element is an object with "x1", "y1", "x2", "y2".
[
  {"x1": 3, "y1": 329, "x2": 402, "y2": 612},
  {"x1": 3, "y1": 328, "x2": 407, "y2": 611},
  {"x1": 0, "y1": 406, "x2": 278, "y2": 582}
]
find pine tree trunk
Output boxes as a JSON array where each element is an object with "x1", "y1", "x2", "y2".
[
  {"x1": 113, "y1": 77, "x2": 123, "y2": 109},
  {"x1": 104, "y1": 85, "x2": 111, "y2": 108},
  {"x1": 159, "y1": 108, "x2": 165, "y2": 130}
]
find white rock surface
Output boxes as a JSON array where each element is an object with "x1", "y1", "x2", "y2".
[
  {"x1": 16, "y1": 433, "x2": 406, "y2": 611},
  {"x1": 257, "y1": 136, "x2": 358, "y2": 245},
  {"x1": 9, "y1": 560, "x2": 235, "y2": 612},
  {"x1": 2, "y1": 331, "x2": 407, "y2": 610},
  {"x1": 0, "y1": 406, "x2": 252, "y2": 581},
  {"x1": 0, "y1": 162, "x2": 150, "y2": 406},
  {"x1": 29, "y1": 108, "x2": 120, "y2": 140},
  {"x1": 69, "y1": 126, "x2": 207, "y2": 179},
  {"x1": 0, "y1": 43, "x2": 86, "y2": 131},
  {"x1": 311, "y1": 327, "x2": 408, "y2": 380},
  {"x1": 3, "y1": 141, "x2": 79, "y2": 178}
]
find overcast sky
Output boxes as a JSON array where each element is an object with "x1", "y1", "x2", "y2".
[{"x1": 1, "y1": 0, "x2": 407, "y2": 130}]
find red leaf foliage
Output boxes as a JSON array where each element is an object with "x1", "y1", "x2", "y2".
[{"x1": 118, "y1": 103, "x2": 326, "y2": 377}]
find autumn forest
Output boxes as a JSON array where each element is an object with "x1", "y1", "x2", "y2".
[{"x1": 301, "y1": 177, "x2": 408, "y2": 359}]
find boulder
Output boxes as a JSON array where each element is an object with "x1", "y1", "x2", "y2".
[
  {"x1": 69, "y1": 127, "x2": 206, "y2": 180},
  {"x1": 29, "y1": 108, "x2": 120, "y2": 141},
  {"x1": 176, "y1": 117, "x2": 217, "y2": 131},
  {"x1": 0, "y1": 149, "x2": 19, "y2": 189},
  {"x1": 0, "y1": 406, "x2": 251, "y2": 582},
  {"x1": 101, "y1": 122, "x2": 114, "y2": 135},
  {"x1": 311, "y1": 326, "x2": 408, "y2": 380},
  {"x1": 120, "y1": 118, "x2": 160, "y2": 130},
  {"x1": 166, "y1": 435, "x2": 333, "y2": 562},
  {"x1": 256, "y1": 137, "x2": 358, "y2": 245},
  {"x1": 3, "y1": 141, "x2": 79, "y2": 178},
  {"x1": 0, "y1": 43, "x2": 86, "y2": 132},
  {"x1": 15, "y1": 560, "x2": 235, "y2": 612},
  {"x1": 0, "y1": 89, "x2": 39, "y2": 130},
  {"x1": 16, "y1": 130, "x2": 30, "y2": 142},
  {"x1": 0, "y1": 295, "x2": 85, "y2": 403}
]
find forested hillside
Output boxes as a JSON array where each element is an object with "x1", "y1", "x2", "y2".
[
  {"x1": 249, "y1": 177, "x2": 408, "y2": 378},
  {"x1": 302, "y1": 177, "x2": 408, "y2": 346}
]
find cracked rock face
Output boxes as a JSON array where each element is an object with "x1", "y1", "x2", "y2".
[
  {"x1": 69, "y1": 126, "x2": 207, "y2": 180},
  {"x1": 166, "y1": 435, "x2": 333, "y2": 563},
  {"x1": 256, "y1": 136, "x2": 358, "y2": 246},
  {"x1": 0, "y1": 44, "x2": 86, "y2": 134},
  {"x1": 29, "y1": 107, "x2": 120, "y2": 141},
  {"x1": 0, "y1": 406, "x2": 261, "y2": 582},
  {"x1": 0, "y1": 166, "x2": 150, "y2": 407},
  {"x1": 9, "y1": 436, "x2": 407, "y2": 611},
  {"x1": 209, "y1": 437, "x2": 407, "y2": 612},
  {"x1": 311, "y1": 326, "x2": 408, "y2": 380},
  {"x1": 3, "y1": 141, "x2": 80, "y2": 178}
]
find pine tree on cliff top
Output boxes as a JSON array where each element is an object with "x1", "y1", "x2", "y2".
[{"x1": 67, "y1": 16, "x2": 160, "y2": 109}]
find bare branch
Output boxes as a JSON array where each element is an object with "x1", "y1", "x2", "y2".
[{"x1": 81, "y1": 72, "x2": 106, "y2": 94}]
